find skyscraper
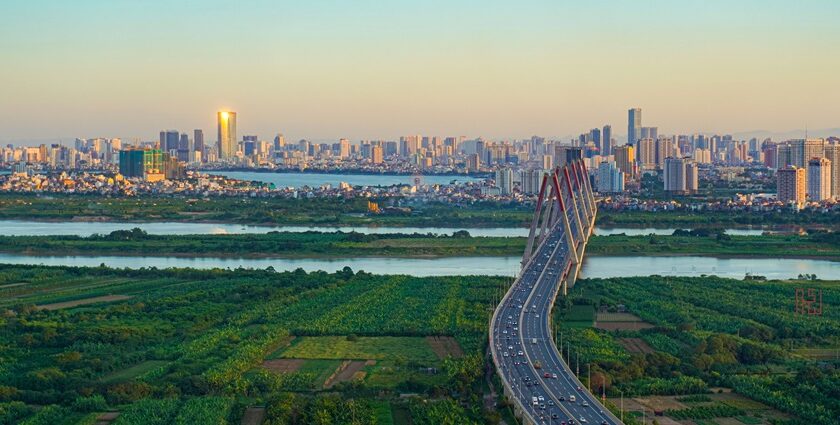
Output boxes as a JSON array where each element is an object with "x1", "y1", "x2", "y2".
[
  {"x1": 160, "y1": 130, "x2": 179, "y2": 154},
  {"x1": 614, "y1": 145, "x2": 635, "y2": 179},
  {"x1": 194, "y1": 129, "x2": 204, "y2": 159},
  {"x1": 628, "y1": 108, "x2": 641, "y2": 145},
  {"x1": 637, "y1": 138, "x2": 656, "y2": 169},
  {"x1": 807, "y1": 157, "x2": 832, "y2": 201},
  {"x1": 217, "y1": 111, "x2": 237, "y2": 160},
  {"x1": 777, "y1": 166, "x2": 806, "y2": 205},
  {"x1": 602, "y1": 125, "x2": 612, "y2": 157}
]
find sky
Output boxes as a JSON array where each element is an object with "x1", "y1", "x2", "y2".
[{"x1": 1, "y1": 0, "x2": 839, "y2": 145}]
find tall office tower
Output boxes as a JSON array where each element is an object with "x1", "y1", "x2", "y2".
[
  {"x1": 628, "y1": 108, "x2": 641, "y2": 145},
  {"x1": 371, "y1": 145, "x2": 383, "y2": 164},
  {"x1": 553, "y1": 146, "x2": 582, "y2": 168},
  {"x1": 637, "y1": 138, "x2": 656, "y2": 169},
  {"x1": 194, "y1": 129, "x2": 205, "y2": 158},
  {"x1": 824, "y1": 143, "x2": 840, "y2": 199},
  {"x1": 777, "y1": 166, "x2": 806, "y2": 205},
  {"x1": 242, "y1": 136, "x2": 258, "y2": 156},
  {"x1": 602, "y1": 125, "x2": 613, "y2": 157},
  {"x1": 495, "y1": 168, "x2": 514, "y2": 195},
  {"x1": 160, "y1": 130, "x2": 180, "y2": 154},
  {"x1": 664, "y1": 157, "x2": 686, "y2": 192},
  {"x1": 597, "y1": 161, "x2": 624, "y2": 193},
  {"x1": 217, "y1": 111, "x2": 237, "y2": 160},
  {"x1": 338, "y1": 138, "x2": 351, "y2": 158},
  {"x1": 590, "y1": 128, "x2": 601, "y2": 151},
  {"x1": 640, "y1": 126, "x2": 658, "y2": 141},
  {"x1": 273, "y1": 133, "x2": 286, "y2": 151},
  {"x1": 613, "y1": 145, "x2": 635, "y2": 179},
  {"x1": 177, "y1": 133, "x2": 190, "y2": 162},
  {"x1": 807, "y1": 158, "x2": 832, "y2": 201}
]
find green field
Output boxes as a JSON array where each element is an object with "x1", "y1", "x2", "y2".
[
  {"x1": 556, "y1": 276, "x2": 840, "y2": 425},
  {"x1": 279, "y1": 336, "x2": 439, "y2": 362},
  {"x1": 0, "y1": 264, "x2": 494, "y2": 424}
]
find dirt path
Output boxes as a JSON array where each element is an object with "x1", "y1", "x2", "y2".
[{"x1": 37, "y1": 295, "x2": 132, "y2": 310}]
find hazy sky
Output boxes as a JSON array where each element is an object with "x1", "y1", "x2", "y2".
[{"x1": 1, "y1": 0, "x2": 839, "y2": 144}]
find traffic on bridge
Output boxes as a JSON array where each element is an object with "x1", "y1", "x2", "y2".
[{"x1": 490, "y1": 160, "x2": 623, "y2": 425}]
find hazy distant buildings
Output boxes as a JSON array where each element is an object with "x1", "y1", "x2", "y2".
[
  {"x1": 217, "y1": 111, "x2": 237, "y2": 159},
  {"x1": 160, "y1": 130, "x2": 179, "y2": 154},
  {"x1": 777, "y1": 166, "x2": 806, "y2": 205},
  {"x1": 807, "y1": 157, "x2": 832, "y2": 201},
  {"x1": 628, "y1": 108, "x2": 641, "y2": 145},
  {"x1": 637, "y1": 138, "x2": 656, "y2": 170},
  {"x1": 371, "y1": 145, "x2": 383, "y2": 164},
  {"x1": 519, "y1": 169, "x2": 543, "y2": 194}
]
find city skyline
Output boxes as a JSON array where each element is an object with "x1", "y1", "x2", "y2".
[{"x1": 2, "y1": 1, "x2": 840, "y2": 143}]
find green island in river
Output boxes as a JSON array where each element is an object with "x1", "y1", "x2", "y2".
[{"x1": 0, "y1": 228, "x2": 839, "y2": 260}]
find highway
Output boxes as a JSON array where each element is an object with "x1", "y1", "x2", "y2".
[{"x1": 490, "y1": 163, "x2": 622, "y2": 425}]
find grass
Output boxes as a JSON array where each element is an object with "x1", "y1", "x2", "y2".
[
  {"x1": 278, "y1": 336, "x2": 440, "y2": 363},
  {"x1": 101, "y1": 360, "x2": 168, "y2": 383},
  {"x1": 735, "y1": 415, "x2": 764, "y2": 424}
]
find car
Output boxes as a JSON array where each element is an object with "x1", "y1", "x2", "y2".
[
  {"x1": 548, "y1": 400, "x2": 554, "y2": 406},
  {"x1": 579, "y1": 418, "x2": 587, "y2": 423},
  {"x1": 544, "y1": 373, "x2": 551, "y2": 378},
  {"x1": 552, "y1": 413, "x2": 558, "y2": 419},
  {"x1": 502, "y1": 352, "x2": 508, "y2": 357},
  {"x1": 538, "y1": 396, "x2": 544, "y2": 402},
  {"x1": 558, "y1": 395, "x2": 565, "y2": 401},
  {"x1": 569, "y1": 395, "x2": 576, "y2": 402},
  {"x1": 601, "y1": 421, "x2": 608, "y2": 425},
  {"x1": 552, "y1": 373, "x2": 558, "y2": 379},
  {"x1": 582, "y1": 401, "x2": 589, "y2": 407},
  {"x1": 577, "y1": 386, "x2": 582, "y2": 391},
  {"x1": 540, "y1": 403, "x2": 546, "y2": 409}
]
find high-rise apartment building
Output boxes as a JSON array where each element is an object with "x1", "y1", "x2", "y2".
[
  {"x1": 824, "y1": 143, "x2": 840, "y2": 199},
  {"x1": 628, "y1": 108, "x2": 641, "y2": 145},
  {"x1": 777, "y1": 166, "x2": 806, "y2": 205},
  {"x1": 807, "y1": 157, "x2": 832, "y2": 201},
  {"x1": 663, "y1": 157, "x2": 697, "y2": 193},
  {"x1": 641, "y1": 126, "x2": 658, "y2": 141},
  {"x1": 217, "y1": 111, "x2": 237, "y2": 159},
  {"x1": 495, "y1": 168, "x2": 514, "y2": 195},
  {"x1": 602, "y1": 125, "x2": 612, "y2": 157},
  {"x1": 637, "y1": 138, "x2": 656, "y2": 169},
  {"x1": 519, "y1": 169, "x2": 543, "y2": 195},
  {"x1": 597, "y1": 161, "x2": 624, "y2": 193},
  {"x1": 371, "y1": 145, "x2": 383, "y2": 164}
]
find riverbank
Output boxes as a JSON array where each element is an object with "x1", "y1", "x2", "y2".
[{"x1": 0, "y1": 230, "x2": 838, "y2": 261}]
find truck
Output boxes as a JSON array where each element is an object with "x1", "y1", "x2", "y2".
[
  {"x1": 532, "y1": 396, "x2": 538, "y2": 406},
  {"x1": 532, "y1": 338, "x2": 537, "y2": 344}
]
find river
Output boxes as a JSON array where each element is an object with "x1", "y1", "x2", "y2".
[
  {"x1": 0, "y1": 253, "x2": 834, "y2": 280},
  {"x1": 0, "y1": 220, "x2": 765, "y2": 237},
  {"x1": 211, "y1": 171, "x2": 481, "y2": 188}
]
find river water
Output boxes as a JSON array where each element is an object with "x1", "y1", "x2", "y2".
[
  {"x1": 0, "y1": 220, "x2": 765, "y2": 237},
  {"x1": 0, "y1": 253, "x2": 834, "y2": 280},
  {"x1": 211, "y1": 171, "x2": 481, "y2": 188}
]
